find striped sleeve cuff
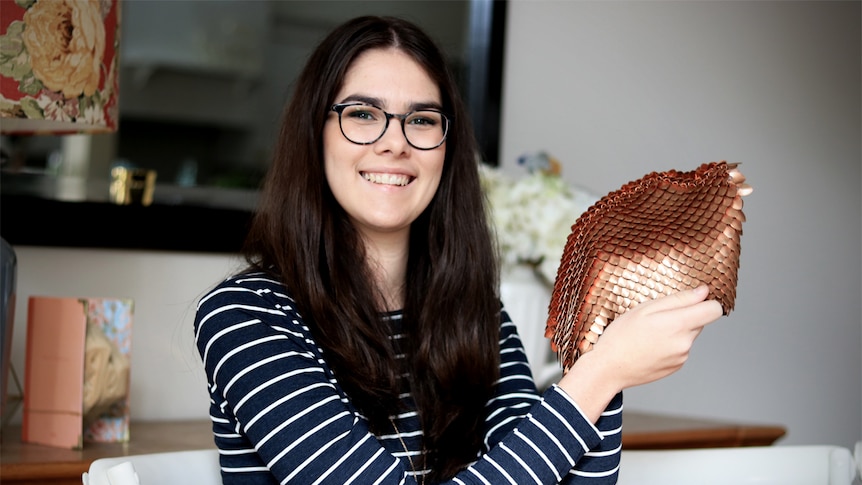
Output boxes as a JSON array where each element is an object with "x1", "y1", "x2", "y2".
[{"x1": 463, "y1": 384, "x2": 612, "y2": 484}]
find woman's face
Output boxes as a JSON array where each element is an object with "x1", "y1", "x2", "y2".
[{"x1": 324, "y1": 47, "x2": 445, "y2": 243}]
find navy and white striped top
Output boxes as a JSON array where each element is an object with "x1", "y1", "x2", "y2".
[{"x1": 194, "y1": 271, "x2": 623, "y2": 484}]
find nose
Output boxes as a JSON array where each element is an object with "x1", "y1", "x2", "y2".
[{"x1": 374, "y1": 116, "x2": 410, "y2": 154}]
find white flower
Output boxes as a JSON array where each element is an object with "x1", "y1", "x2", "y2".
[
  {"x1": 35, "y1": 91, "x2": 76, "y2": 122},
  {"x1": 480, "y1": 159, "x2": 598, "y2": 285},
  {"x1": 80, "y1": 99, "x2": 107, "y2": 126}
]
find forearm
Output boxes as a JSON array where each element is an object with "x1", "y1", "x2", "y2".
[{"x1": 560, "y1": 392, "x2": 623, "y2": 484}]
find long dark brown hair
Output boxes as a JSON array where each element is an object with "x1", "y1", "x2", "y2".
[{"x1": 242, "y1": 16, "x2": 500, "y2": 481}]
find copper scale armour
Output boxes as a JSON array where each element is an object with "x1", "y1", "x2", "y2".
[{"x1": 545, "y1": 161, "x2": 752, "y2": 370}]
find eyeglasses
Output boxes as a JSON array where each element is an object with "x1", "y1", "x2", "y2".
[{"x1": 330, "y1": 102, "x2": 449, "y2": 150}]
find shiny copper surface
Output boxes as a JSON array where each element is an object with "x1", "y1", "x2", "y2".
[{"x1": 545, "y1": 161, "x2": 751, "y2": 369}]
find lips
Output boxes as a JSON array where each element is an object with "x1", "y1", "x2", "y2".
[{"x1": 362, "y1": 172, "x2": 413, "y2": 186}]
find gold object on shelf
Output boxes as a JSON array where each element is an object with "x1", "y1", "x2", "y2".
[{"x1": 110, "y1": 167, "x2": 157, "y2": 206}]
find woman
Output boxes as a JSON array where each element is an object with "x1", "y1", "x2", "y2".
[{"x1": 193, "y1": 15, "x2": 722, "y2": 484}]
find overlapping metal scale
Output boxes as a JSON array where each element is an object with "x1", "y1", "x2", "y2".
[{"x1": 545, "y1": 161, "x2": 751, "y2": 369}]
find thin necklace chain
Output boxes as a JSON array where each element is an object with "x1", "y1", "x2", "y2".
[{"x1": 390, "y1": 417, "x2": 425, "y2": 485}]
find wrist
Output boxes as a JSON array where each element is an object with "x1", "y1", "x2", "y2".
[{"x1": 556, "y1": 351, "x2": 622, "y2": 423}]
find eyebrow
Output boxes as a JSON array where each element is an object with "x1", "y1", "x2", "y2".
[{"x1": 337, "y1": 94, "x2": 443, "y2": 112}]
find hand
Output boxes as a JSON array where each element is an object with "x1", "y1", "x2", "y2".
[
  {"x1": 588, "y1": 284, "x2": 723, "y2": 389},
  {"x1": 558, "y1": 285, "x2": 723, "y2": 421}
]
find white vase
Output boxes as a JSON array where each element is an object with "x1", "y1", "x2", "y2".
[{"x1": 499, "y1": 264, "x2": 562, "y2": 389}]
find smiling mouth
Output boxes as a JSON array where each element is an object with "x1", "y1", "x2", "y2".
[{"x1": 362, "y1": 172, "x2": 413, "y2": 186}]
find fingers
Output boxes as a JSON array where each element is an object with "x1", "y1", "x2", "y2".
[
  {"x1": 684, "y1": 298, "x2": 724, "y2": 329},
  {"x1": 614, "y1": 285, "x2": 723, "y2": 343},
  {"x1": 640, "y1": 284, "x2": 711, "y2": 313},
  {"x1": 635, "y1": 285, "x2": 723, "y2": 325},
  {"x1": 676, "y1": 285, "x2": 724, "y2": 329},
  {"x1": 571, "y1": 284, "x2": 724, "y2": 394}
]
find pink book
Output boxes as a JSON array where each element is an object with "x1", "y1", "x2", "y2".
[{"x1": 23, "y1": 297, "x2": 133, "y2": 449}]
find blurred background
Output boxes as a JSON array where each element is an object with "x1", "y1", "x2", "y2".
[{"x1": 2, "y1": 0, "x2": 859, "y2": 458}]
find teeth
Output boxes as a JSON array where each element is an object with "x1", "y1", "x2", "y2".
[{"x1": 363, "y1": 172, "x2": 411, "y2": 186}]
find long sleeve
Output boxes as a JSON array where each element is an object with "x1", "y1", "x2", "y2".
[
  {"x1": 194, "y1": 272, "x2": 621, "y2": 484},
  {"x1": 484, "y1": 308, "x2": 622, "y2": 484},
  {"x1": 559, "y1": 392, "x2": 622, "y2": 483}
]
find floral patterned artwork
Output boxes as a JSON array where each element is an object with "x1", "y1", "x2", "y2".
[
  {"x1": 480, "y1": 152, "x2": 599, "y2": 286},
  {"x1": 81, "y1": 296, "x2": 133, "y2": 443},
  {"x1": 0, "y1": 0, "x2": 120, "y2": 134}
]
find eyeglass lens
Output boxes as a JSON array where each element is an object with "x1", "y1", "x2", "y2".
[{"x1": 336, "y1": 104, "x2": 447, "y2": 150}]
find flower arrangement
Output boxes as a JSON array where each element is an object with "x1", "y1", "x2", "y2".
[
  {"x1": 480, "y1": 152, "x2": 598, "y2": 286},
  {"x1": 0, "y1": 0, "x2": 120, "y2": 133}
]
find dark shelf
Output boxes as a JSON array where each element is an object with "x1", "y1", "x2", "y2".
[{"x1": 1, "y1": 193, "x2": 252, "y2": 253}]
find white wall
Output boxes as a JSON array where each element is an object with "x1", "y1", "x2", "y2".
[
  {"x1": 7, "y1": 248, "x2": 244, "y2": 423},
  {"x1": 500, "y1": 0, "x2": 861, "y2": 450}
]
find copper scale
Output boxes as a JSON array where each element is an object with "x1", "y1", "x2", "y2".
[{"x1": 545, "y1": 161, "x2": 752, "y2": 370}]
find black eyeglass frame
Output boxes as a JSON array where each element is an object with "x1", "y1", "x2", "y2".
[{"x1": 330, "y1": 102, "x2": 450, "y2": 150}]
